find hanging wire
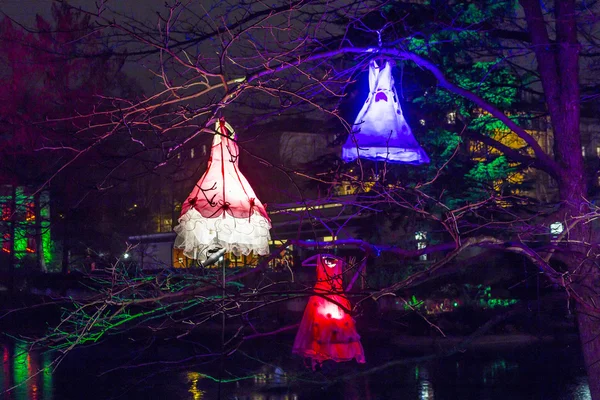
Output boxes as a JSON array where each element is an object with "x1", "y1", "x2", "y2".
[
  {"x1": 218, "y1": 255, "x2": 225, "y2": 400},
  {"x1": 375, "y1": 28, "x2": 383, "y2": 180}
]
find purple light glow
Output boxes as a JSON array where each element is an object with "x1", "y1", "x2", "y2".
[{"x1": 342, "y1": 60, "x2": 429, "y2": 165}]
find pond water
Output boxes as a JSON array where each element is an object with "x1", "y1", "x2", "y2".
[{"x1": 0, "y1": 336, "x2": 590, "y2": 400}]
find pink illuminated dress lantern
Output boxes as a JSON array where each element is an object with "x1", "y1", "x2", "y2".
[
  {"x1": 293, "y1": 254, "x2": 365, "y2": 368},
  {"x1": 342, "y1": 60, "x2": 429, "y2": 164},
  {"x1": 174, "y1": 118, "x2": 271, "y2": 262}
]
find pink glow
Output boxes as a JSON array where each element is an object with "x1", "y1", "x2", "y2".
[
  {"x1": 318, "y1": 301, "x2": 344, "y2": 319},
  {"x1": 179, "y1": 118, "x2": 270, "y2": 221},
  {"x1": 174, "y1": 118, "x2": 271, "y2": 261}
]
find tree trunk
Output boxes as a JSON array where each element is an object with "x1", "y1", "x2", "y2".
[
  {"x1": 520, "y1": 0, "x2": 597, "y2": 395},
  {"x1": 560, "y1": 179, "x2": 600, "y2": 399},
  {"x1": 34, "y1": 191, "x2": 47, "y2": 273},
  {"x1": 576, "y1": 302, "x2": 600, "y2": 398},
  {"x1": 61, "y1": 212, "x2": 69, "y2": 274},
  {"x1": 568, "y1": 226, "x2": 600, "y2": 398},
  {"x1": 8, "y1": 185, "x2": 16, "y2": 293}
]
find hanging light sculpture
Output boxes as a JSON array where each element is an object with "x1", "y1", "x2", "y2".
[
  {"x1": 174, "y1": 118, "x2": 271, "y2": 262},
  {"x1": 342, "y1": 60, "x2": 429, "y2": 164},
  {"x1": 293, "y1": 254, "x2": 365, "y2": 369}
]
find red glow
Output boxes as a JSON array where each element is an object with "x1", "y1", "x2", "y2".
[
  {"x1": 1, "y1": 204, "x2": 10, "y2": 221},
  {"x1": 293, "y1": 255, "x2": 365, "y2": 367},
  {"x1": 3, "y1": 346, "x2": 10, "y2": 392},
  {"x1": 26, "y1": 236, "x2": 36, "y2": 253},
  {"x1": 27, "y1": 352, "x2": 40, "y2": 400},
  {"x1": 25, "y1": 203, "x2": 35, "y2": 221},
  {"x1": 2, "y1": 233, "x2": 10, "y2": 252}
]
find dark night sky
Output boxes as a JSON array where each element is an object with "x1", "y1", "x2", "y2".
[
  {"x1": 0, "y1": 1, "x2": 163, "y2": 24},
  {"x1": 0, "y1": 0, "x2": 204, "y2": 94}
]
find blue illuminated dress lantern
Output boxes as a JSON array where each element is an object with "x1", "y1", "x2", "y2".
[{"x1": 342, "y1": 60, "x2": 429, "y2": 164}]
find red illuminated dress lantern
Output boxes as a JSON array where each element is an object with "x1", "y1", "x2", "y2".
[
  {"x1": 342, "y1": 60, "x2": 429, "y2": 164},
  {"x1": 174, "y1": 118, "x2": 271, "y2": 262},
  {"x1": 293, "y1": 255, "x2": 365, "y2": 368}
]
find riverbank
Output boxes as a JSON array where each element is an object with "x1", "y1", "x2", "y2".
[{"x1": 387, "y1": 333, "x2": 580, "y2": 353}]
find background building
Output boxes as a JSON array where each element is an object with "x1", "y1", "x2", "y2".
[{"x1": 0, "y1": 185, "x2": 54, "y2": 274}]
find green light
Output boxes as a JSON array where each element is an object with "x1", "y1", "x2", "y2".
[
  {"x1": 404, "y1": 295, "x2": 423, "y2": 311},
  {"x1": 13, "y1": 225, "x2": 27, "y2": 260},
  {"x1": 41, "y1": 222, "x2": 53, "y2": 265},
  {"x1": 453, "y1": 302, "x2": 459, "y2": 307},
  {"x1": 42, "y1": 352, "x2": 53, "y2": 400},
  {"x1": 3, "y1": 188, "x2": 55, "y2": 266},
  {"x1": 47, "y1": 297, "x2": 210, "y2": 349},
  {"x1": 483, "y1": 298, "x2": 518, "y2": 309},
  {"x1": 13, "y1": 340, "x2": 28, "y2": 400},
  {"x1": 40, "y1": 192, "x2": 54, "y2": 265},
  {"x1": 12, "y1": 187, "x2": 32, "y2": 262}
]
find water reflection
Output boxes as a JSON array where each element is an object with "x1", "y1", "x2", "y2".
[
  {"x1": 481, "y1": 358, "x2": 518, "y2": 384},
  {"x1": 0, "y1": 341, "x2": 52, "y2": 400},
  {"x1": 0, "y1": 338, "x2": 593, "y2": 400},
  {"x1": 562, "y1": 376, "x2": 591, "y2": 400},
  {"x1": 414, "y1": 365, "x2": 434, "y2": 400},
  {"x1": 187, "y1": 372, "x2": 206, "y2": 400},
  {"x1": 190, "y1": 364, "x2": 299, "y2": 400},
  {"x1": 2, "y1": 345, "x2": 9, "y2": 399},
  {"x1": 254, "y1": 365, "x2": 288, "y2": 388}
]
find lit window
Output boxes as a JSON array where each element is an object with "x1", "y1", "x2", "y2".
[
  {"x1": 582, "y1": 146, "x2": 586, "y2": 157},
  {"x1": 1, "y1": 204, "x2": 10, "y2": 221},
  {"x1": 415, "y1": 231, "x2": 427, "y2": 261},
  {"x1": 25, "y1": 203, "x2": 35, "y2": 221},
  {"x1": 190, "y1": 148, "x2": 195, "y2": 159},
  {"x1": 26, "y1": 236, "x2": 36, "y2": 253},
  {"x1": 322, "y1": 236, "x2": 336, "y2": 242},
  {"x1": 446, "y1": 112, "x2": 456, "y2": 125},
  {"x1": 550, "y1": 222, "x2": 564, "y2": 235},
  {"x1": 2, "y1": 233, "x2": 10, "y2": 253},
  {"x1": 161, "y1": 218, "x2": 173, "y2": 232},
  {"x1": 596, "y1": 146, "x2": 600, "y2": 158},
  {"x1": 202, "y1": 145, "x2": 207, "y2": 156}
]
